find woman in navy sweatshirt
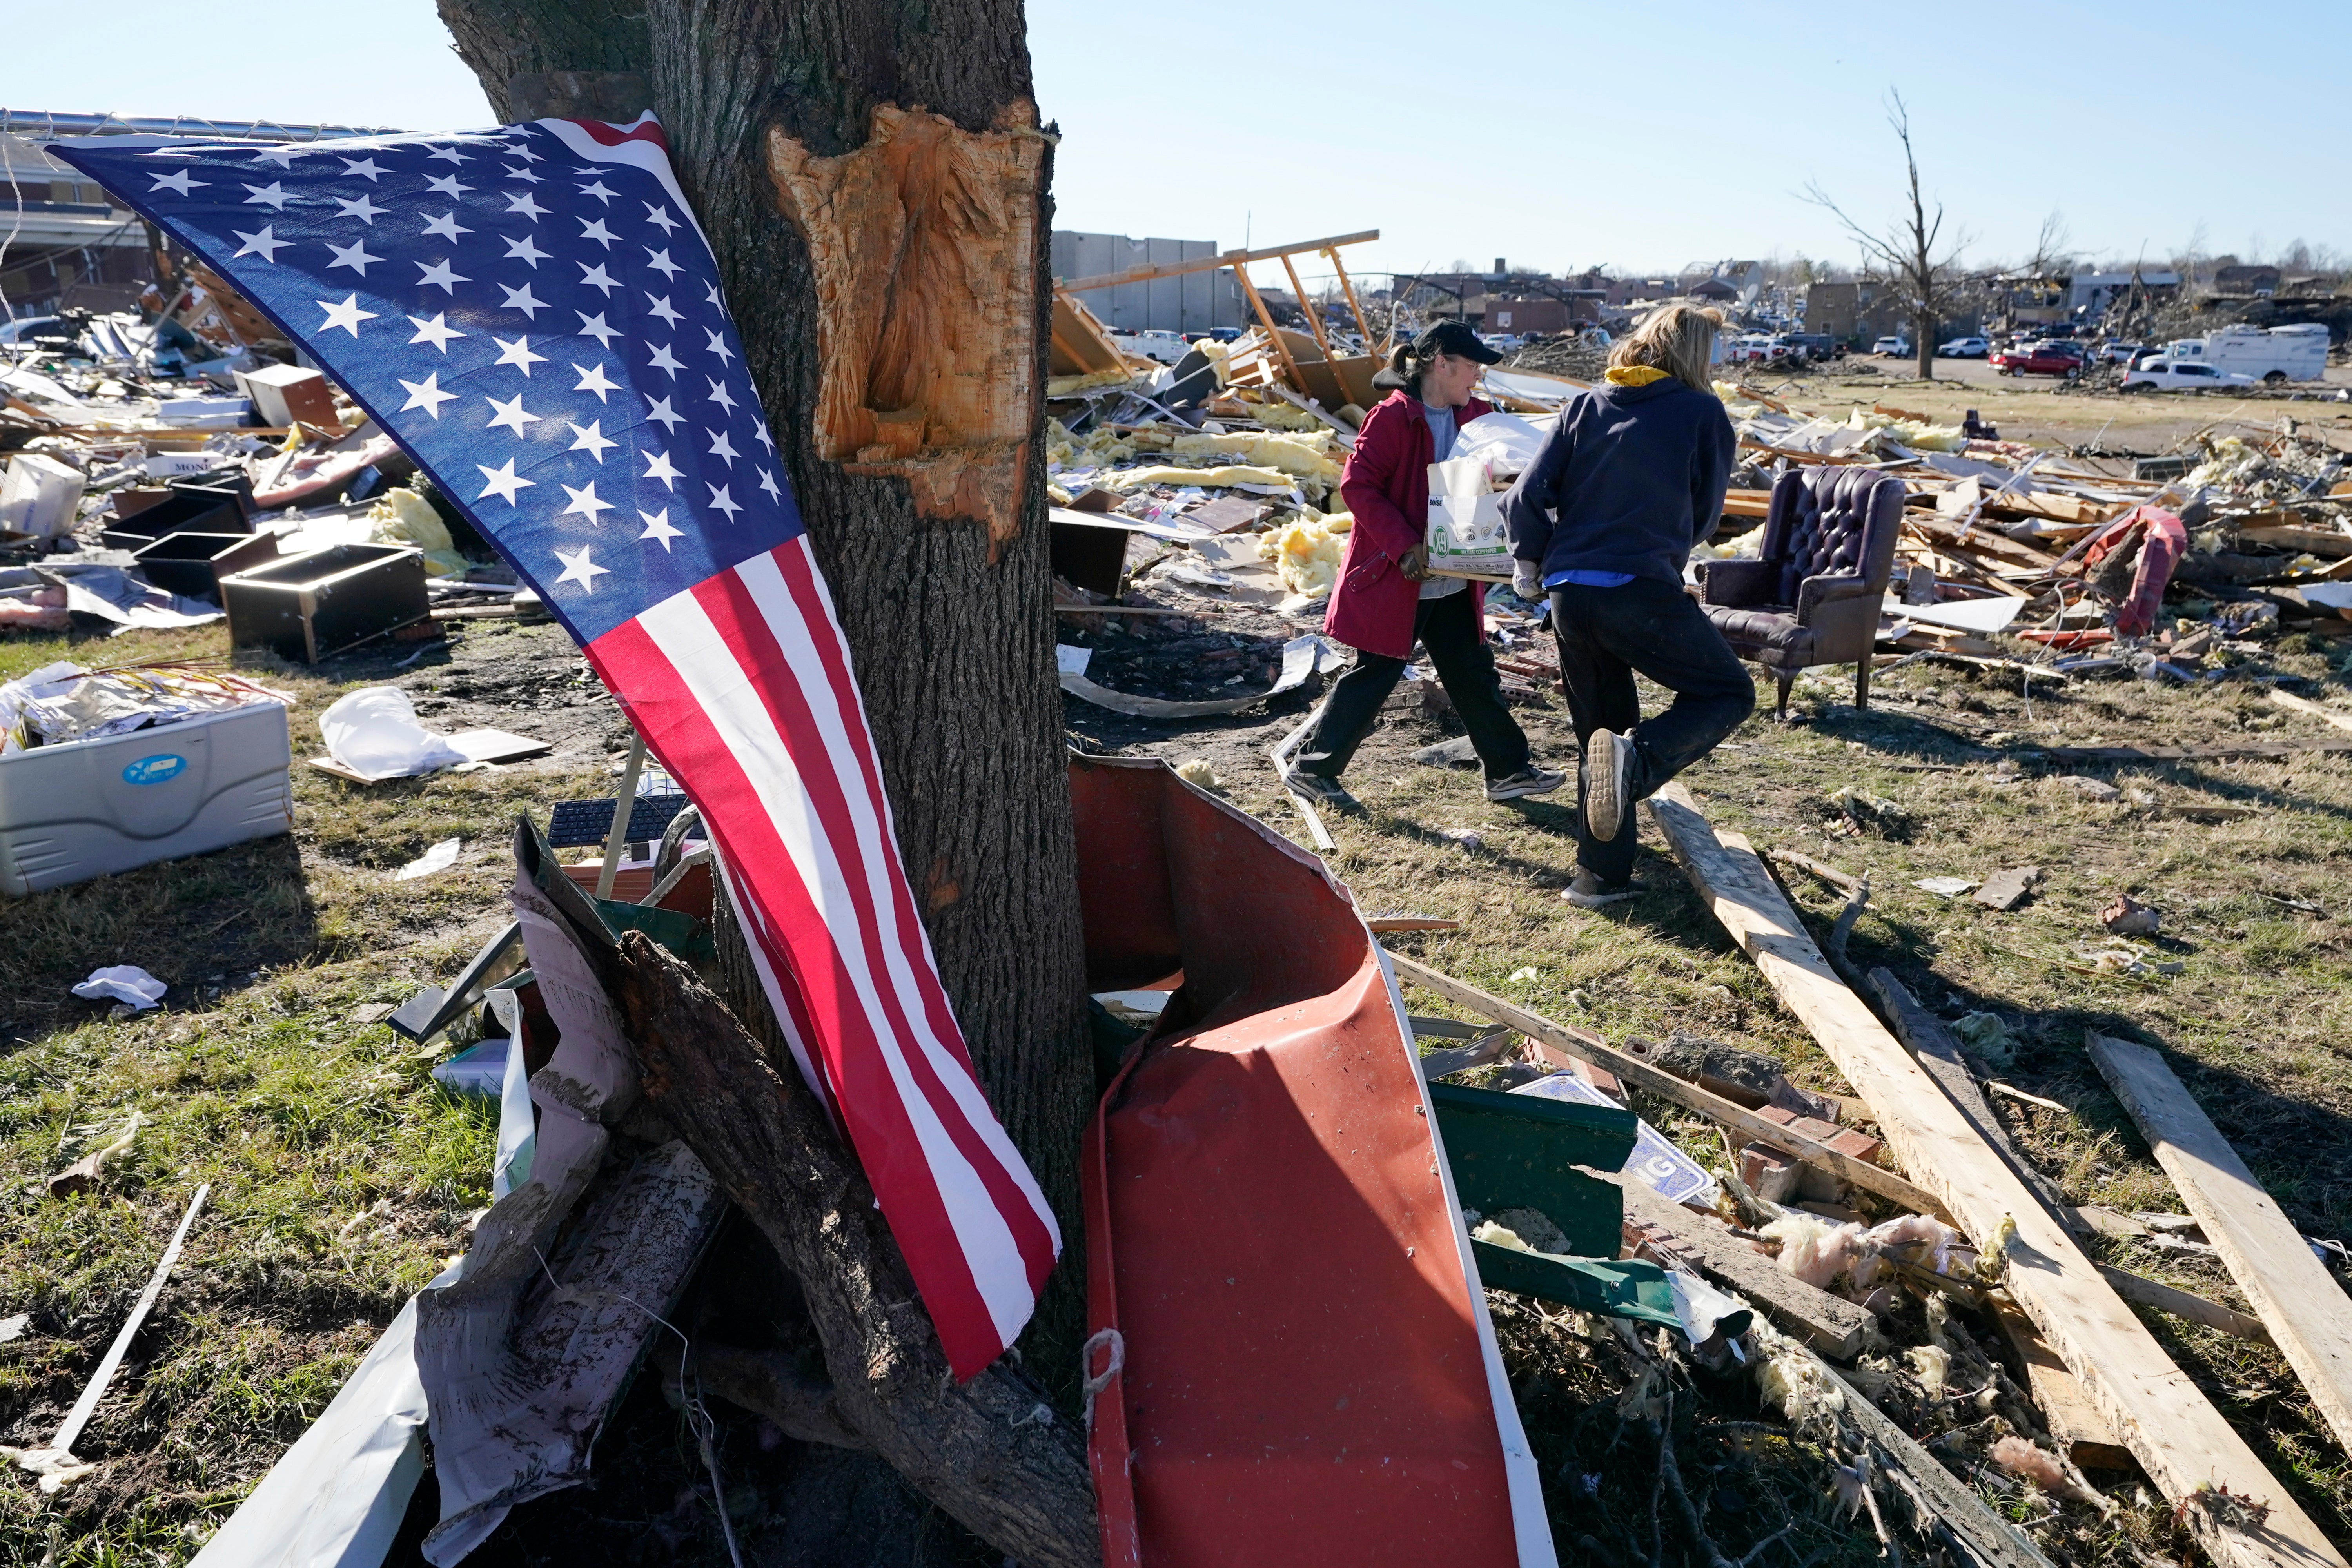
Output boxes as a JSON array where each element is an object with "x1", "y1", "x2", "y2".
[{"x1": 1499, "y1": 304, "x2": 1754, "y2": 907}]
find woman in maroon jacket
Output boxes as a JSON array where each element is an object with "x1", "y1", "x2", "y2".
[{"x1": 1285, "y1": 321, "x2": 1563, "y2": 806}]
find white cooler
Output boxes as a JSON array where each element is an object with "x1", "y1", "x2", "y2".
[{"x1": 0, "y1": 701, "x2": 293, "y2": 897}]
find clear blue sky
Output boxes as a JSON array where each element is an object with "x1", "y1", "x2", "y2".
[{"x1": 15, "y1": 0, "x2": 2347, "y2": 289}]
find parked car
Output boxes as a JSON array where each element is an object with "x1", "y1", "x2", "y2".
[
  {"x1": 2120, "y1": 359, "x2": 2259, "y2": 393},
  {"x1": 1937, "y1": 335, "x2": 1990, "y2": 358},
  {"x1": 1871, "y1": 336, "x2": 1912, "y2": 357},
  {"x1": 2092, "y1": 340, "x2": 2147, "y2": 366},
  {"x1": 1785, "y1": 332, "x2": 1839, "y2": 361},
  {"x1": 0, "y1": 316, "x2": 65, "y2": 347},
  {"x1": 1990, "y1": 341, "x2": 2085, "y2": 378},
  {"x1": 1479, "y1": 333, "x2": 1524, "y2": 352}
]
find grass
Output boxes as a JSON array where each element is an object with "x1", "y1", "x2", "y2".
[
  {"x1": 6, "y1": 565, "x2": 2352, "y2": 1561},
  {"x1": 0, "y1": 620, "x2": 611, "y2": 1562}
]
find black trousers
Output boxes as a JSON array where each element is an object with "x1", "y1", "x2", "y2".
[
  {"x1": 1551, "y1": 579, "x2": 1755, "y2": 882},
  {"x1": 1295, "y1": 589, "x2": 1531, "y2": 783}
]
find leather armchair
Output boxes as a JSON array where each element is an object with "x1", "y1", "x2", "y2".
[{"x1": 1693, "y1": 465, "x2": 1904, "y2": 717}]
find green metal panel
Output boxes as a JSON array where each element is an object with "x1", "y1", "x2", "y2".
[
  {"x1": 1468, "y1": 1243, "x2": 1683, "y2": 1330},
  {"x1": 1430, "y1": 1080, "x2": 1635, "y2": 1259}
]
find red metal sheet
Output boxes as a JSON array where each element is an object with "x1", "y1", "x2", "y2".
[{"x1": 1074, "y1": 756, "x2": 1551, "y2": 1568}]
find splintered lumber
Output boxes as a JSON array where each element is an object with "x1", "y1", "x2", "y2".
[
  {"x1": 2087, "y1": 1032, "x2": 2352, "y2": 1459},
  {"x1": 1992, "y1": 1303, "x2": 2134, "y2": 1470},
  {"x1": 1596, "y1": 1165, "x2": 1880, "y2": 1359},
  {"x1": 2270, "y1": 688, "x2": 2352, "y2": 735},
  {"x1": 1382, "y1": 951, "x2": 1945, "y2": 1217},
  {"x1": 1644, "y1": 782, "x2": 2345, "y2": 1568},
  {"x1": 2098, "y1": 1264, "x2": 2274, "y2": 1347}
]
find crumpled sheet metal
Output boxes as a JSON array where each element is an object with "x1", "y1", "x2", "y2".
[{"x1": 1075, "y1": 755, "x2": 1553, "y2": 1568}]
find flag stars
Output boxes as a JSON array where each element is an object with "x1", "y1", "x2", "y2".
[
  {"x1": 637, "y1": 508, "x2": 683, "y2": 550},
  {"x1": 706, "y1": 378, "x2": 739, "y2": 414},
  {"x1": 560, "y1": 481, "x2": 614, "y2": 524},
  {"x1": 643, "y1": 394, "x2": 683, "y2": 430},
  {"x1": 505, "y1": 191, "x2": 549, "y2": 221},
  {"x1": 422, "y1": 211, "x2": 471, "y2": 243},
  {"x1": 646, "y1": 294, "x2": 683, "y2": 327},
  {"x1": 641, "y1": 449, "x2": 682, "y2": 490},
  {"x1": 578, "y1": 179, "x2": 617, "y2": 204},
  {"x1": 476, "y1": 457, "x2": 533, "y2": 505},
  {"x1": 339, "y1": 156, "x2": 388, "y2": 181},
  {"x1": 399, "y1": 372, "x2": 458, "y2": 420},
  {"x1": 645, "y1": 247, "x2": 682, "y2": 281},
  {"x1": 326, "y1": 239, "x2": 380, "y2": 275},
  {"x1": 493, "y1": 334, "x2": 547, "y2": 376},
  {"x1": 425, "y1": 172, "x2": 472, "y2": 199},
  {"x1": 317, "y1": 294, "x2": 376, "y2": 337},
  {"x1": 231, "y1": 225, "x2": 287, "y2": 263},
  {"x1": 707, "y1": 428, "x2": 739, "y2": 466},
  {"x1": 499, "y1": 283, "x2": 547, "y2": 319},
  {"x1": 485, "y1": 393, "x2": 541, "y2": 436},
  {"x1": 572, "y1": 362, "x2": 619, "y2": 402},
  {"x1": 426, "y1": 145, "x2": 472, "y2": 165},
  {"x1": 708, "y1": 483, "x2": 742, "y2": 521},
  {"x1": 576, "y1": 311, "x2": 621, "y2": 349},
  {"x1": 757, "y1": 468, "x2": 781, "y2": 501},
  {"x1": 579, "y1": 263, "x2": 619, "y2": 296},
  {"x1": 568, "y1": 421, "x2": 617, "y2": 462},
  {"x1": 704, "y1": 280, "x2": 724, "y2": 309},
  {"x1": 504, "y1": 234, "x2": 550, "y2": 267},
  {"x1": 243, "y1": 181, "x2": 289, "y2": 209},
  {"x1": 646, "y1": 343, "x2": 685, "y2": 376},
  {"x1": 554, "y1": 546, "x2": 610, "y2": 592},
  {"x1": 150, "y1": 169, "x2": 203, "y2": 196},
  {"x1": 579, "y1": 218, "x2": 617, "y2": 248},
  {"x1": 408, "y1": 313, "x2": 466, "y2": 352},
  {"x1": 250, "y1": 144, "x2": 312, "y2": 168},
  {"x1": 503, "y1": 163, "x2": 541, "y2": 184},
  {"x1": 752, "y1": 420, "x2": 774, "y2": 453},
  {"x1": 704, "y1": 328, "x2": 736, "y2": 366},
  {"x1": 335, "y1": 193, "x2": 387, "y2": 224},
  {"x1": 416, "y1": 258, "x2": 467, "y2": 292},
  {"x1": 645, "y1": 202, "x2": 679, "y2": 235}
]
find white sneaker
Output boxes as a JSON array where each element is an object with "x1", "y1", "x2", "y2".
[{"x1": 1584, "y1": 729, "x2": 1633, "y2": 842}]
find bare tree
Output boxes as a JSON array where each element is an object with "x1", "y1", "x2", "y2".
[
  {"x1": 2025, "y1": 209, "x2": 2073, "y2": 277},
  {"x1": 1803, "y1": 91, "x2": 1967, "y2": 379}
]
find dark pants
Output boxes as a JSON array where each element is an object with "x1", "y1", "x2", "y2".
[
  {"x1": 1296, "y1": 588, "x2": 1531, "y2": 783},
  {"x1": 1552, "y1": 579, "x2": 1755, "y2": 883}
]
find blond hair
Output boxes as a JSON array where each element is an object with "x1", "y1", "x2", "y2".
[{"x1": 1609, "y1": 303, "x2": 1724, "y2": 393}]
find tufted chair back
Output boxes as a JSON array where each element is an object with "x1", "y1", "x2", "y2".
[{"x1": 1763, "y1": 466, "x2": 1902, "y2": 606}]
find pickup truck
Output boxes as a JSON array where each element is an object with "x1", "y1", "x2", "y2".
[
  {"x1": 2120, "y1": 359, "x2": 2259, "y2": 393},
  {"x1": 1990, "y1": 342, "x2": 2083, "y2": 378}
]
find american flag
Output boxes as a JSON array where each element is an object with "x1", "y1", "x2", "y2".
[{"x1": 53, "y1": 116, "x2": 1059, "y2": 1379}]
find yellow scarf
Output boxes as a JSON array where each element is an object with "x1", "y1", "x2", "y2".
[{"x1": 1604, "y1": 364, "x2": 1671, "y2": 387}]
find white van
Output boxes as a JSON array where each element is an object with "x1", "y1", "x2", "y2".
[{"x1": 2161, "y1": 323, "x2": 2329, "y2": 385}]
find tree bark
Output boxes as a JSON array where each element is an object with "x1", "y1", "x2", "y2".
[
  {"x1": 434, "y1": 0, "x2": 1093, "y2": 1350},
  {"x1": 612, "y1": 929, "x2": 1097, "y2": 1568}
]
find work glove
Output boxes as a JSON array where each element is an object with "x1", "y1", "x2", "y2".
[
  {"x1": 1512, "y1": 560, "x2": 1544, "y2": 600},
  {"x1": 1399, "y1": 544, "x2": 1432, "y2": 582}
]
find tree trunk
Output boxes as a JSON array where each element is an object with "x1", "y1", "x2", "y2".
[{"x1": 433, "y1": 0, "x2": 1093, "y2": 1344}]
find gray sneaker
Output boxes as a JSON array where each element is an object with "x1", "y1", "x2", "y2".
[
  {"x1": 1583, "y1": 729, "x2": 1633, "y2": 842},
  {"x1": 1484, "y1": 766, "x2": 1566, "y2": 802},
  {"x1": 1562, "y1": 871, "x2": 1644, "y2": 909},
  {"x1": 1282, "y1": 768, "x2": 1357, "y2": 810}
]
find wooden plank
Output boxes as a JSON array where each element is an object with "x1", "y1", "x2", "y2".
[
  {"x1": 2099, "y1": 1263, "x2": 2274, "y2": 1347},
  {"x1": 1992, "y1": 1302, "x2": 2134, "y2": 1470},
  {"x1": 1321, "y1": 246, "x2": 1378, "y2": 357},
  {"x1": 1383, "y1": 953, "x2": 1947, "y2": 1217},
  {"x1": 2241, "y1": 524, "x2": 2352, "y2": 559},
  {"x1": 2086, "y1": 1032, "x2": 2352, "y2": 1460},
  {"x1": 1598, "y1": 1164, "x2": 1881, "y2": 1359},
  {"x1": 1056, "y1": 229, "x2": 1379, "y2": 294},
  {"x1": 2270, "y1": 688, "x2": 2352, "y2": 735},
  {"x1": 1643, "y1": 782, "x2": 2344, "y2": 1568}
]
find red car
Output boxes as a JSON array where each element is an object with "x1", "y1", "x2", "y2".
[{"x1": 1991, "y1": 342, "x2": 2085, "y2": 379}]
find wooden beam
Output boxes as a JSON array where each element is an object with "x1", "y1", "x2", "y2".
[
  {"x1": 1991, "y1": 1302, "x2": 2133, "y2": 1470},
  {"x1": 1599, "y1": 1165, "x2": 1882, "y2": 1359},
  {"x1": 2087, "y1": 1032, "x2": 2352, "y2": 1459},
  {"x1": 2270, "y1": 688, "x2": 2352, "y2": 735},
  {"x1": 1643, "y1": 783, "x2": 2343, "y2": 1568},
  {"x1": 1233, "y1": 270, "x2": 1307, "y2": 395},
  {"x1": 1323, "y1": 246, "x2": 1377, "y2": 356},
  {"x1": 1280, "y1": 252, "x2": 1336, "y2": 363},
  {"x1": 2098, "y1": 1263, "x2": 2274, "y2": 1347},
  {"x1": 1057, "y1": 229, "x2": 1379, "y2": 295},
  {"x1": 1382, "y1": 952, "x2": 1947, "y2": 1217}
]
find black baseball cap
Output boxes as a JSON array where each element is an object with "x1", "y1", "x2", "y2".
[{"x1": 1414, "y1": 320, "x2": 1505, "y2": 364}]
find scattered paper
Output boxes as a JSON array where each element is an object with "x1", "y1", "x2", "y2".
[
  {"x1": 1914, "y1": 876, "x2": 1977, "y2": 897},
  {"x1": 394, "y1": 838, "x2": 462, "y2": 881},
  {"x1": 0, "y1": 1314, "x2": 28, "y2": 1343},
  {"x1": 71, "y1": 966, "x2": 165, "y2": 1011},
  {"x1": 1514, "y1": 1071, "x2": 1719, "y2": 1209},
  {"x1": 319, "y1": 688, "x2": 469, "y2": 781}
]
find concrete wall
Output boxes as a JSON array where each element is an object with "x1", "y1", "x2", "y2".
[{"x1": 1051, "y1": 231, "x2": 1245, "y2": 334}]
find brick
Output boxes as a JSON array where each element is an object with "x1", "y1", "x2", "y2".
[{"x1": 1739, "y1": 1143, "x2": 1802, "y2": 1203}]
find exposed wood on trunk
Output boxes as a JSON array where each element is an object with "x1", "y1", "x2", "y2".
[
  {"x1": 610, "y1": 929, "x2": 1098, "y2": 1568},
  {"x1": 688, "y1": 1343, "x2": 871, "y2": 1451},
  {"x1": 1644, "y1": 782, "x2": 2344, "y2": 1568},
  {"x1": 2087, "y1": 1032, "x2": 2352, "y2": 1460},
  {"x1": 1597, "y1": 1165, "x2": 1882, "y2": 1359},
  {"x1": 1385, "y1": 951, "x2": 1945, "y2": 1217},
  {"x1": 767, "y1": 102, "x2": 1047, "y2": 548}
]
